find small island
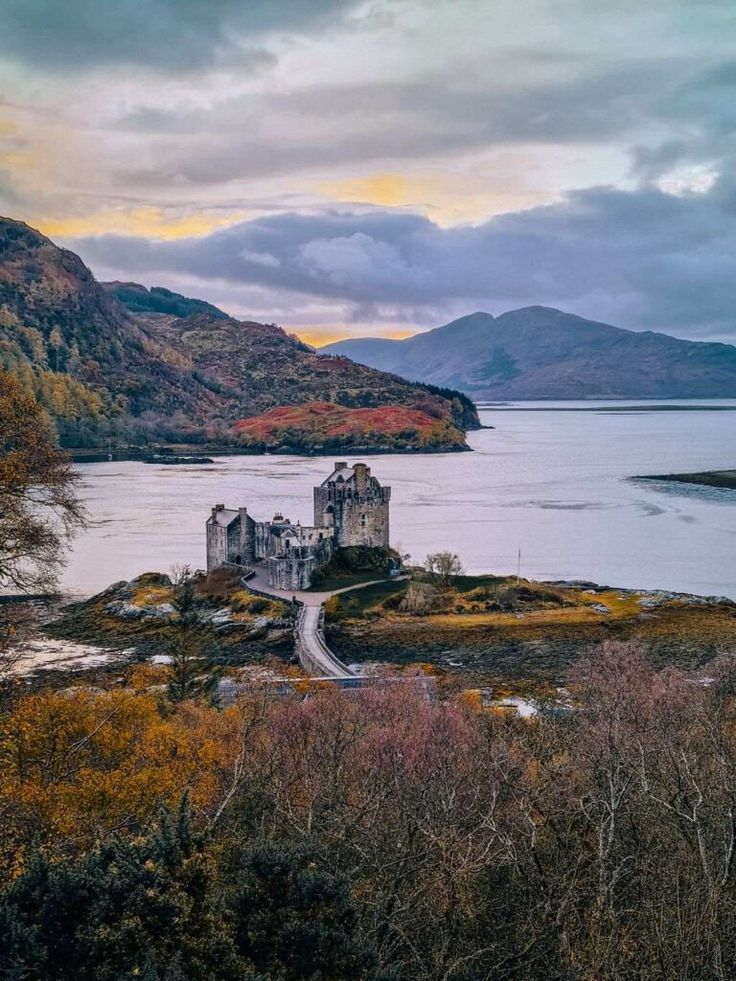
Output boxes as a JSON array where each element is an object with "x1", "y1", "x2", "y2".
[{"x1": 637, "y1": 469, "x2": 736, "y2": 490}]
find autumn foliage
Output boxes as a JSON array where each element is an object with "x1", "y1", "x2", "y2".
[
  {"x1": 3, "y1": 642, "x2": 736, "y2": 977},
  {"x1": 233, "y1": 400, "x2": 467, "y2": 450},
  {"x1": 0, "y1": 370, "x2": 85, "y2": 591}
]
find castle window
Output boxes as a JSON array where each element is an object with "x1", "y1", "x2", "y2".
[{"x1": 361, "y1": 514, "x2": 366, "y2": 527}]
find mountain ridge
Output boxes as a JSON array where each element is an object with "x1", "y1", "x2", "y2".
[
  {"x1": 322, "y1": 307, "x2": 736, "y2": 399},
  {"x1": 0, "y1": 217, "x2": 478, "y2": 450}
]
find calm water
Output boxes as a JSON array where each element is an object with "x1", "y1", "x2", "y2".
[{"x1": 65, "y1": 401, "x2": 736, "y2": 599}]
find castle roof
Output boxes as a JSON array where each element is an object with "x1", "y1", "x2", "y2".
[
  {"x1": 208, "y1": 508, "x2": 239, "y2": 527},
  {"x1": 323, "y1": 466, "x2": 356, "y2": 485},
  {"x1": 269, "y1": 524, "x2": 299, "y2": 539}
]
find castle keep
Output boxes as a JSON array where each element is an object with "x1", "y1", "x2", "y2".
[{"x1": 206, "y1": 462, "x2": 391, "y2": 590}]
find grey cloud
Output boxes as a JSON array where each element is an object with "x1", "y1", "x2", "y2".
[
  {"x1": 630, "y1": 60, "x2": 736, "y2": 179},
  {"x1": 69, "y1": 178, "x2": 736, "y2": 340},
  {"x1": 113, "y1": 59, "x2": 690, "y2": 190},
  {"x1": 0, "y1": 0, "x2": 353, "y2": 72}
]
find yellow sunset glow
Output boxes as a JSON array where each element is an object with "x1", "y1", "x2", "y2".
[
  {"x1": 319, "y1": 168, "x2": 548, "y2": 225},
  {"x1": 295, "y1": 327, "x2": 417, "y2": 348},
  {"x1": 36, "y1": 207, "x2": 242, "y2": 241},
  {"x1": 322, "y1": 172, "x2": 439, "y2": 209}
]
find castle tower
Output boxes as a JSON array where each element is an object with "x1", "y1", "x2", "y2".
[
  {"x1": 314, "y1": 461, "x2": 391, "y2": 548},
  {"x1": 206, "y1": 505, "x2": 255, "y2": 571}
]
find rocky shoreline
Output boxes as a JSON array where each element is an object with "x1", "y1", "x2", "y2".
[
  {"x1": 6, "y1": 572, "x2": 295, "y2": 683},
  {"x1": 68, "y1": 442, "x2": 475, "y2": 464},
  {"x1": 7, "y1": 572, "x2": 735, "y2": 690}
]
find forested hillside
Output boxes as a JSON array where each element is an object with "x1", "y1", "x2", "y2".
[{"x1": 0, "y1": 218, "x2": 478, "y2": 450}]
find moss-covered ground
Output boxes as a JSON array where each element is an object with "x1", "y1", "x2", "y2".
[{"x1": 325, "y1": 574, "x2": 736, "y2": 697}]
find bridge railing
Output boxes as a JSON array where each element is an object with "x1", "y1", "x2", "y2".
[{"x1": 218, "y1": 673, "x2": 435, "y2": 706}]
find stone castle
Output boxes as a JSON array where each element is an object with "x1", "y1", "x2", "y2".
[{"x1": 206, "y1": 462, "x2": 391, "y2": 590}]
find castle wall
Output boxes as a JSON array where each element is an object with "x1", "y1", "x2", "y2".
[
  {"x1": 254, "y1": 521, "x2": 277, "y2": 560},
  {"x1": 255, "y1": 522, "x2": 333, "y2": 560},
  {"x1": 238, "y1": 509, "x2": 255, "y2": 564},
  {"x1": 266, "y1": 540, "x2": 332, "y2": 591},
  {"x1": 206, "y1": 523, "x2": 229, "y2": 571},
  {"x1": 335, "y1": 493, "x2": 390, "y2": 547}
]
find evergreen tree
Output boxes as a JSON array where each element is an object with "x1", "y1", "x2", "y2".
[
  {"x1": 166, "y1": 566, "x2": 223, "y2": 704},
  {"x1": 228, "y1": 841, "x2": 374, "y2": 980},
  {"x1": 0, "y1": 801, "x2": 247, "y2": 980}
]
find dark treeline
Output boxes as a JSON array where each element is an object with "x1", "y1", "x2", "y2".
[{"x1": 2, "y1": 641, "x2": 736, "y2": 979}]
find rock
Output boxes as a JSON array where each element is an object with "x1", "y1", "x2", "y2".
[
  {"x1": 247, "y1": 616, "x2": 272, "y2": 638},
  {"x1": 195, "y1": 607, "x2": 232, "y2": 625},
  {"x1": 145, "y1": 603, "x2": 176, "y2": 619},
  {"x1": 88, "y1": 580, "x2": 133, "y2": 604},
  {"x1": 547, "y1": 579, "x2": 601, "y2": 590},
  {"x1": 639, "y1": 590, "x2": 734, "y2": 609},
  {"x1": 267, "y1": 628, "x2": 292, "y2": 642},
  {"x1": 591, "y1": 603, "x2": 610, "y2": 615},
  {"x1": 104, "y1": 601, "x2": 146, "y2": 620},
  {"x1": 211, "y1": 607, "x2": 233, "y2": 624}
]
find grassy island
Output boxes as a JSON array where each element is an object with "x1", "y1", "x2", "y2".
[{"x1": 325, "y1": 571, "x2": 736, "y2": 697}]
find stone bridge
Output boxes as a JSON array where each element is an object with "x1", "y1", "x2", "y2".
[{"x1": 245, "y1": 564, "x2": 406, "y2": 680}]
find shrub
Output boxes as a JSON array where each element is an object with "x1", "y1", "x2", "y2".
[
  {"x1": 399, "y1": 582, "x2": 440, "y2": 615},
  {"x1": 197, "y1": 568, "x2": 240, "y2": 602}
]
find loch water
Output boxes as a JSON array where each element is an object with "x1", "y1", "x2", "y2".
[{"x1": 65, "y1": 400, "x2": 736, "y2": 599}]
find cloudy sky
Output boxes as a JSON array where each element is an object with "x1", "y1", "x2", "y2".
[{"x1": 2, "y1": 0, "x2": 735, "y2": 345}]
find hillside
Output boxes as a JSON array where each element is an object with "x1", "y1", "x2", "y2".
[
  {"x1": 233, "y1": 402, "x2": 467, "y2": 452},
  {"x1": 0, "y1": 218, "x2": 478, "y2": 450},
  {"x1": 322, "y1": 307, "x2": 736, "y2": 399},
  {"x1": 101, "y1": 281, "x2": 228, "y2": 320}
]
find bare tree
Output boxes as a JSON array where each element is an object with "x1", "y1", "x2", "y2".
[
  {"x1": 424, "y1": 551, "x2": 464, "y2": 590},
  {"x1": 0, "y1": 371, "x2": 85, "y2": 593},
  {"x1": 0, "y1": 603, "x2": 26, "y2": 692}
]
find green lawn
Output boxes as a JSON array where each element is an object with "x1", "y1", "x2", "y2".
[
  {"x1": 308, "y1": 571, "x2": 389, "y2": 593},
  {"x1": 327, "y1": 578, "x2": 409, "y2": 612}
]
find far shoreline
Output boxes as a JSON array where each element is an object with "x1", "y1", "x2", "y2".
[{"x1": 66, "y1": 442, "x2": 478, "y2": 465}]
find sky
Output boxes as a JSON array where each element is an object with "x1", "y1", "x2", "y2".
[{"x1": 1, "y1": 0, "x2": 735, "y2": 346}]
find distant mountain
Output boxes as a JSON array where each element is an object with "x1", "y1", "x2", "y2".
[
  {"x1": 322, "y1": 308, "x2": 736, "y2": 399},
  {"x1": 0, "y1": 217, "x2": 478, "y2": 451}
]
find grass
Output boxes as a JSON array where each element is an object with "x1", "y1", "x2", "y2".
[
  {"x1": 451, "y1": 573, "x2": 512, "y2": 593},
  {"x1": 130, "y1": 584, "x2": 174, "y2": 607},
  {"x1": 230, "y1": 590, "x2": 289, "y2": 619}
]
